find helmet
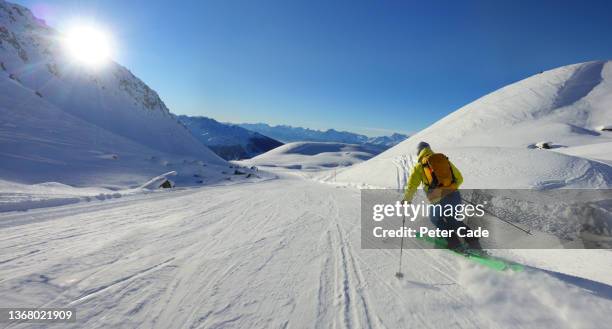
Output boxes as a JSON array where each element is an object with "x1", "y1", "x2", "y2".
[{"x1": 416, "y1": 141, "x2": 430, "y2": 155}]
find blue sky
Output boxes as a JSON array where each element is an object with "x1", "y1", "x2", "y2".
[{"x1": 15, "y1": 0, "x2": 612, "y2": 136}]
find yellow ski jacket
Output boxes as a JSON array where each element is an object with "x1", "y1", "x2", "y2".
[{"x1": 403, "y1": 147, "x2": 463, "y2": 203}]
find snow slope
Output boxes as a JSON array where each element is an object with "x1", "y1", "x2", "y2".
[
  {"x1": 336, "y1": 61, "x2": 612, "y2": 190},
  {"x1": 1, "y1": 175, "x2": 611, "y2": 329},
  {"x1": 178, "y1": 115, "x2": 283, "y2": 160},
  {"x1": 241, "y1": 141, "x2": 385, "y2": 170},
  {"x1": 0, "y1": 1, "x2": 218, "y2": 158},
  {"x1": 0, "y1": 1, "x2": 230, "y2": 194},
  {"x1": 557, "y1": 141, "x2": 612, "y2": 166}
]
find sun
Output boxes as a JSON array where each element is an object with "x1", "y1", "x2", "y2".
[{"x1": 63, "y1": 25, "x2": 113, "y2": 67}]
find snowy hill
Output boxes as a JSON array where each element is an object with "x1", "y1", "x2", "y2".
[
  {"x1": 239, "y1": 122, "x2": 408, "y2": 148},
  {"x1": 241, "y1": 141, "x2": 385, "y2": 171},
  {"x1": 336, "y1": 60, "x2": 612, "y2": 189},
  {"x1": 0, "y1": 0, "x2": 234, "y2": 204},
  {"x1": 178, "y1": 115, "x2": 283, "y2": 160}
]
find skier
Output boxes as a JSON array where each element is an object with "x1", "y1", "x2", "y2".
[{"x1": 402, "y1": 141, "x2": 481, "y2": 250}]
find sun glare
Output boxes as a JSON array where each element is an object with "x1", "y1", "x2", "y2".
[{"x1": 63, "y1": 25, "x2": 113, "y2": 67}]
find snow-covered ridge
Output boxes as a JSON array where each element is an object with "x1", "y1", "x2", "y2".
[
  {"x1": 178, "y1": 115, "x2": 283, "y2": 160},
  {"x1": 336, "y1": 61, "x2": 612, "y2": 189},
  {"x1": 0, "y1": 0, "x2": 217, "y2": 157},
  {"x1": 0, "y1": 0, "x2": 235, "y2": 207},
  {"x1": 239, "y1": 122, "x2": 408, "y2": 148},
  {"x1": 395, "y1": 61, "x2": 611, "y2": 149}
]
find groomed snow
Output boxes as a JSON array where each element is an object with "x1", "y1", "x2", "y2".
[{"x1": 1, "y1": 175, "x2": 611, "y2": 329}]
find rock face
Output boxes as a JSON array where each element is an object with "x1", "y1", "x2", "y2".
[{"x1": 178, "y1": 115, "x2": 283, "y2": 160}]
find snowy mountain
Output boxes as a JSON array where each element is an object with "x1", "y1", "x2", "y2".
[
  {"x1": 366, "y1": 132, "x2": 409, "y2": 147},
  {"x1": 0, "y1": 0, "x2": 228, "y2": 190},
  {"x1": 240, "y1": 141, "x2": 385, "y2": 171},
  {"x1": 239, "y1": 122, "x2": 408, "y2": 148},
  {"x1": 178, "y1": 115, "x2": 283, "y2": 160},
  {"x1": 336, "y1": 60, "x2": 612, "y2": 190}
]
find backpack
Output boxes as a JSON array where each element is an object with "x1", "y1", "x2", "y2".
[{"x1": 421, "y1": 153, "x2": 455, "y2": 188}]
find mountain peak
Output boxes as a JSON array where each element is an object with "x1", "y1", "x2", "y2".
[
  {"x1": 178, "y1": 115, "x2": 283, "y2": 160},
  {"x1": 0, "y1": 0, "x2": 220, "y2": 157},
  {"x1": 238, "y1": 122, "x2": 408, "y2": 148}
]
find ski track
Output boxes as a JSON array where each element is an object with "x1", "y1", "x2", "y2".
[{"x1": 1, "y1": 175, "x2": 611, "y2": 329}]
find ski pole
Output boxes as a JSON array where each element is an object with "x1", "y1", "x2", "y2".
[
  {"x1": 461, "y1": 197, "x2": 532, "y2": 235},
  {"x1": 395, "y1": 214, "x2": 406, "y2": 278}
]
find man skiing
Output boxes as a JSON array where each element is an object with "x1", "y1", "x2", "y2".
[{"x1": 402, "y1": 141, "x2": 481, "y2": 250}]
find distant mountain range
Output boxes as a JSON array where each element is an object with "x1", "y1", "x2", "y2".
[
  {"x1": 177, "y1": 117, "x2": 408, "y2": 160},
  {"x1": 178, "y1": 116, "x2": 283, "y2": 160},
  {"x1": 238, "y1": 123, "x2": 408, "y2": 148}
]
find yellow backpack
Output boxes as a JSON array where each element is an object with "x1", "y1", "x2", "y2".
[{"x1": 421, "y1": 153, "x2": 455, "y2": 188}]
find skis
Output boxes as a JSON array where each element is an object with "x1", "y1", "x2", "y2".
[
  {"x1": 415, "y1": 234, "x2": 524, "y2": 272},
  {"x1": 454, "y1": 248, "x2": 524, "y2": 272}
]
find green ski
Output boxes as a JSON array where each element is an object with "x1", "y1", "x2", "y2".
[{"x1": 415, "y1": 234, "x2": 524, "y2": 272}]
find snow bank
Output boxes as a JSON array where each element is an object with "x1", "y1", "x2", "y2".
[
  {"x1": 139, "y1": 171, "x2": 177, "y2": 190},
  {"x1": 0, "y1": 165, "x2": 269, "y2": 213},
  {"x1": 0, "y1": 179, "x2": 119, "y2": 212}
]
